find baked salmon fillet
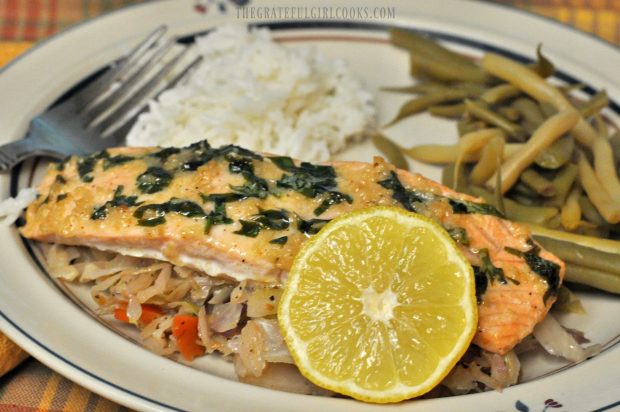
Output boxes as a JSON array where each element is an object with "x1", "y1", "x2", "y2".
[{"x1": 21, "y1": 140, "x2": 564, "y2": 355}]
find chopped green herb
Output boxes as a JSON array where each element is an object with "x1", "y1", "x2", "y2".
[
  {"x1": 90, "y1": 186, "x2": 140, "y2": 220},
  {"x1": 234, "y1": 220, "x2": 262, "y2": 237},
  {"x1": 230, "y1": 179, "x2": 270, "y2": 199},
  {"x1": 227, "y1": 156, "x2": 253, "y2": 175},
  {"x1": 181, "y1": 143, "x2": 262, "y2": 171},
  {"x1": 103, "y1": 155, "x2": 134, "y2": 170},
  {"x1": 77, "y1": 150, "x2": 109, "y2": 182},
  {"x1": 379, "y1": 171, "x2": 503, "y2": 218},
  {"x1": 274, "y1": 160, "x2": 349, "y2": 213},
  {"x1": 201, "y1": 193, "x2": 236, "y2": 234},
  {"x1": 269, "y1": 156, "x2": 296, "y2": 171},
  {"x1": 133, "y1": 204, "x2": 167, "y2": 226},
  {"x1": 234, "y1": 209, "x2": 290, "y2": 237},
  {"x1": 505, "y1": 239, "x2": 561, "y2": 300},
  {"x1": 56, "y1": 193, "x2": 68, "y2": 201},
  {"x1": 136, "y1": 167, "x2": 173, "y2": 194},
  {"x1": 55, "y1": 175, "x2": 67, "y2": 185},
  {"x1": 314, "y1": 191, "x2": 353, "y2": 216},
  {"x1": 150, "y1": 147, "x2": 181, "y2": 161},
  {"x1": 378, "y1": 171, "x2": 431, "y2": 212},
  {"x1": 472, "y1": 248, "x2": 509, "y2": 304},
  {"x1": 269, "y1": 236, "x2": 288, "y2": 245},
  {"x1": 226, "y1": 154, "x2": 272, "y2": 199},
  {"x1": 109, "y1": 187, "x2": 140, "y2": 208},
  {"x1": 297, "y1": 218, "x2": 330, "y2": 235},
  {"x1": 133, "y1": 198, "x2": 206, "y2": 227},
  {"x1": 449, "y1": 199, "x2": 504, "y2": 218},
  {"x1": 91, "y1": 205, "x2": 108, "y2": 220},
  {"x1": 55, "y1": 157, "x2": 69, "y2": 171},
  {"x1": 253, "y1": 209, "x2": 290, "y2": 230},
  {"x1": 473, "y1": 269, "x2": 488, "y2": 305},
  {"x1": 204, "y1": 202, "x2": 233, "y2": 234},
  {"x1": 165, "y1": 199, "x2": 206, "y2": 218},
  {"x1": 447, "y1": 227, "x2": 470, "y2": 246},
  {"x1": 200, "y1": 193, "x2": 245, "y2": 204}
]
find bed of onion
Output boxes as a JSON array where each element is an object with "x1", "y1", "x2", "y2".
[{"x1": 38, "y1": 230, "x2": 601, "y2": 398}]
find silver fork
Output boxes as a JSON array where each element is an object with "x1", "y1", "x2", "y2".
[{"x1": 0, "y1": 25, "x2": 202, "y2": 172}]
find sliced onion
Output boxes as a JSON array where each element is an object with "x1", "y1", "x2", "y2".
[
  {"x1": 136, "y1": 265, "x2": 171, "y2": 303},
  {"x1": 90, "y1": 273, "x2": 122, "y2": 297},
  {"x1": 208, "y1": 284, "x2": 235, "y2": 304},
  {"x1": 197, "y1": 306, "x2": 213, "y2": 352},
  {"x1": 165, "y1": 279, "x2": 193, "y2": 302},
  {"x1": 80, "y1": 255, "x2": 143, "y2": 281},
  {"x1": 442, "y1": 365, "x2": 479, "y2": 395},
  {"x1": 173, "y1": 266, "x2": 195, "y2": 279},
  {"x1": 533, "y1": 313, "x2": 601, "y2": 362},
  {"x1": 45, "y1": 244, "x2": 81, "y2": 281},
  {"x1": 247, "y1": 288, "x2": 281, "y2": 318},
  {"x1": 126, "y1": 295, "x2": 142, "y2": 324},
  {"x1": 227, "y1": 335, "x2": 241, "y2": 354},
  {"x1": 237, "y1": 321, "x2": 266, "y2": 377},
  {"x1": 483, "y1": 350, "x2": 520, "y2": 388},
  {"x1": 191, "y1": 276, "x2": 214, "y2": 301},
  {"x1": 125, "y1": 272, "x2": 156, "y2": 295},
  {"x1": 252, "y1": 319, "x2": 293, "y2": 363},
  {"x1": 209, "y1": 303, "x2": 243, "y2": 333}
]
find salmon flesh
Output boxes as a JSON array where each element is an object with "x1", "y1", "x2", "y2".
[{"x1": 21, "y1": 141, "x2": 565, "y2": 355}]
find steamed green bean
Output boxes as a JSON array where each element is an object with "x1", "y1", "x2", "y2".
[
  {"x1": 564, "y1": 264, "x2": 620, "y2": 294},
  {"x1": 520, "y1": 169, "x2": 556, "y2": 197},
  {"x1": 389, "y1": 28, "x2": 474, "y2": 67},
  {"x1": 534, "y1": 135, "x2": 574, "y2": 169},
  {"x1": 579, "y1": 195, "x2": 607, "y2": 226},
  {"x1": 389, "y1": 28, "x2": 489, "y2": 83},
  {"x1": 457, "y1": 119, "x2": 487, "y2": 136},
  {"x1": 381, "y1": 83, "x2": 447, "y2": 94},
  {"x1": 498, "y1": 106, "x2": 521, "y2": 122},
  {"x1": 512, "y1": 98, "x2": 545, "y2": 125},
  {"x1": 410, "y1": 54, "x2": 488, "y2": 83},
  {"x1": 385, "y1": 89, "x2": 468, "y2": 127},
  {"x1": 481, "y1": 84, "x2": 520, "y2": 104},
  {"x1": 579, "y1": 90, "x2": 609, "y2": 118},
  {"x1": 371, "y1": 133, "x2": 409, "y2": 170},
  {"x1": 481, "y1": 52, "x2": 598, "y2": 147},
  {"x1": 489, "y1": 110, "x2": 579, "y2": 194},
  {"x1": 464, "y1": 99, "x2": 525, "y2": 140},
  {"x1": 469, "y1": 136, "x2": 504, "y2": 185},
  {"x1": 531, "y1": 44, "x2": 555, "y2": 78},
  {"x1": 545, "y1": 163, "x2": 578, "y2": 207},
  {"x1": 428, "y1": 103, "x2": 465, "y2": 118}
]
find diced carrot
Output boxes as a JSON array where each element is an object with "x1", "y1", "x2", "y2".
[
  {"x1": 114, "y1": 303, "x2": 165, "y2": 325},
  {"x1": 172, "y1": 315, "x2": 205, "y2": 362}
]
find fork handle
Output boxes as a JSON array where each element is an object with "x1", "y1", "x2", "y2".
[{"x1": 0, "y1": 137, "x2": 56, "y2": 172}]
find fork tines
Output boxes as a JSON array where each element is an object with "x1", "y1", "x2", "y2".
[{"x1": 72, "y1": 25, "x2": 203, "y2": 140}]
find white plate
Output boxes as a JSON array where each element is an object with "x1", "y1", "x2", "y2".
[{"x1": 1, "y1": 0, "x2": 620, "y2": 411}]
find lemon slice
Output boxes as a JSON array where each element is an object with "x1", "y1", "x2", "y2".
[{"x1": 278, "y1": 206, "x2": 478, "y2": 403}]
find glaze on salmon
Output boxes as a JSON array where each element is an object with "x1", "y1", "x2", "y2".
[{"x1": 21, "y1": 141, "x2": 565, "y2": 355}]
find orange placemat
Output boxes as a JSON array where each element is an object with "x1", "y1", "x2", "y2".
[
  {"x1": 0, "y1": 40, "x2": 31, "y2": 66},
  {"x1": 491, "y1": 0, "x2": 620, "y2": 45}
]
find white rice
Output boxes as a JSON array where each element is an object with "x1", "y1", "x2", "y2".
[
  {"x1": 0, "y1": 187, "x2": 37, "y2": 226},
  {"x1": 127, "y1": 24, "x2": 376, "y2": 161}
]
